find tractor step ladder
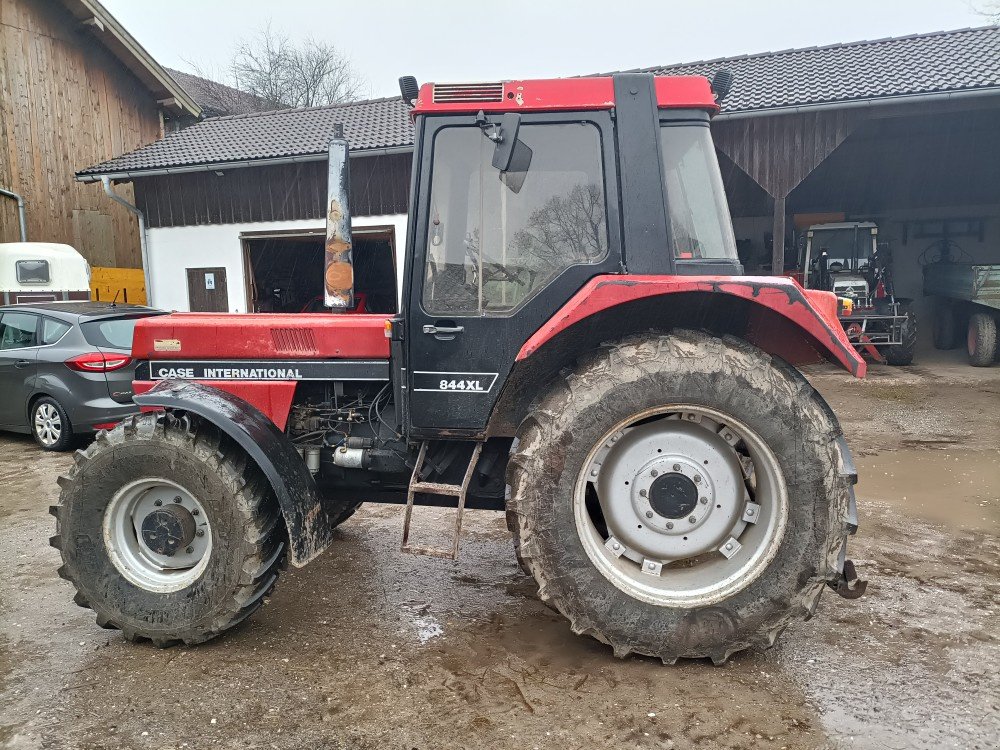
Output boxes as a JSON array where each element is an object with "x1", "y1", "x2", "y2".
[{"x1": 401, "y1": 440, "x2": 483, "y2": 560}]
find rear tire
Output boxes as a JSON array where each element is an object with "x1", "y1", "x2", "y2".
[
  {"x1": 932, "y1": 301, "x2": 957, "y2": 350},
  {"x1": 507, "y1": 331, "x2": 853, "y2": 664},
  {"x1": 51, "y1": 412, "x2": 286, "y2": 646},
  {"x1": 967, "y1": 312, "x2": 997, "y2": 367},
  {"x1": 30, "y1": 396, "x2": 74, "y2": 452},
  {"x1": 882, "y1": 301, "x2": 916, "y2": 366}
]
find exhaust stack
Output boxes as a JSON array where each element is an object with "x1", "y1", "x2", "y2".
[{"x1": 324, "y1": 124, "x2": 354, "y2": 311}]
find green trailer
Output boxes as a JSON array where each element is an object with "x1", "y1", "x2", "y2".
[{"x1": 924, "y1": 262, "x2": 1000, "y2": 366}]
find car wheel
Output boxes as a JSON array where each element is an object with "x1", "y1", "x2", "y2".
[{"x1": 31, "y1": 396, "x2": 74, "y2": 451}]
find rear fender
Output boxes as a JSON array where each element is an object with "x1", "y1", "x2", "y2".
[
  {"x1": 133, "y1": 380, "x2": 332, "y2": 567},
  {"x1": 518, "y1": 275, "x2": 866, "y2": 377}
]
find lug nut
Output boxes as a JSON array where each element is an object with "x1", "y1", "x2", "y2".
[
  {"x1": 666, "y1": 522, "x2": 674, "y2": 529},
  {"x1": 688, "y1": 515, "x2": 697, "y2": 523},
  {"x1": 192, "y1": 509, "x2": 200, "y2": 516},
  {"x1": 173, "y1": 496, "x2": 182, "y2": 504},
  {"x1": 672, "y1": 464, "x2": 681, "y2": 472},
  {"x1": 153, "y1": 499, "x2": 163, "y2": 507},
  {"x1": 185, "y1": 546, "x2": 194, "y2": 554},
  {"x1": 639, "y1": 489, "x2": 647, "y2": 497},
  {"x1": 650, "y1": 469, "x2": 658, "y2": 477},
  {"x1": 693, "y1": 475, "x2": 702, "y2": 484},
  {"x1": 196, "y1": 530, "x2": 205, "y2": 537},
  {"x1": 700, "y1": 497, "x2": 708, "y2": 504},
  {"x1": 645, "y1": 511, "x2": 654, "y2": 519}
]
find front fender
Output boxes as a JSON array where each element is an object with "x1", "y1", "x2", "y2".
[
  {"x1": 133, "y1": 380, "x2": 333, "y2": 567},
  {"x1": 518, "y1": 275, "x2": 866, "y2": 377}
]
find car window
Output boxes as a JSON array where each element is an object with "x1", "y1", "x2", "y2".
[
  {"x1": 0, "y1": 312, "x2": 39, "y2": 350},
  {"x1": 41, "y1": 317, "x2": 72, "y2": 345},
  {"x1": 80, "y1": 315, "x2": 151, "y2": 349}
]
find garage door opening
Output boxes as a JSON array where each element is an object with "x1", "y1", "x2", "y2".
[{"x1": 242, "y1": 228, "x2": 397, "y2": 314}]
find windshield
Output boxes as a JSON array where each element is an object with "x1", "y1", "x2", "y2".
[
  {"x1": 810, "y1": 228, "x2": 873, "y2": 273},
  {"x1": 81, "y1": 314, "x2": 158, "y2": 350},
  {"x1": 659, "y1": 124, "x2": 738, "y2": 261}
]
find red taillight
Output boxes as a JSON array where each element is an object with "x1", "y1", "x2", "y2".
[{"x1": 65, "y1": 352, "x2": 132, "y2": 372}]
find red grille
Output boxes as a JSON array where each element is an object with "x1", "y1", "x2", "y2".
[
  {"x1": 270, "y1": 327, "x2": 317, "y2": 354},
  {"x1": 432, "y1": 82, "x2": 504, "y2": 103}
]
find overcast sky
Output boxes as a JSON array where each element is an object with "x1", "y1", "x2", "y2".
[{"x1": 103, "y1": 0, "x2": 991, "y2": 99}]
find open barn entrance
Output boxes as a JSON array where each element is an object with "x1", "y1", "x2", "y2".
[{"x1": 241, "y1": 227, "x2": 397, "y2": 314}]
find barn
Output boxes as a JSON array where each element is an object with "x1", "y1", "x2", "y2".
[{"x1": 77, "y1": 25, "x2": 1000, "y2": 350}]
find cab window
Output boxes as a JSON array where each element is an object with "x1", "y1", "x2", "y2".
[
  {"x1": 0, "y1": 312, "x2": 38, "y2": 349},
  {"x1": 423, "y1": 122, "x2": 608, "y2": 316},
  {"x1": 660, "y1": 123, "x2": 738, "y2": 261}
]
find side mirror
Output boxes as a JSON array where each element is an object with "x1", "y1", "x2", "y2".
[{"x1": 491, "y1": 112, "x2": 523, "y2": 171}]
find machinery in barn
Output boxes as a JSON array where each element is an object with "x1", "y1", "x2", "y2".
[
  {"x1": 799, "y1": 221, "x2": 917, "y2": 366},
  {"x1": 51, "y1": 71, "x2": 867, "y2": 664}
]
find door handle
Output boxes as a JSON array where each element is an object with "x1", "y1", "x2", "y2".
[
  {"x1": 14, "y1": 360, "x2": 31, "y2": 369},
  {"x1": 422, "y1": 324, "x2": 464, "y2": 335}
]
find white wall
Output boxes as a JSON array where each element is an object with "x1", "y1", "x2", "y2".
[{"x1": 146, "y1": 214, "x2": 408, "y2": 312}]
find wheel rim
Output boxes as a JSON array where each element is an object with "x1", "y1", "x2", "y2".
[
  {"x1": 574, "y1": 405, "x2": 788, "y2": 607},
  {"x1": 34, "y1": 403, "x2": 62, "y2": 446},
  {"x1": 102, "y1": 478, "x2": 213, "y2": 593}
]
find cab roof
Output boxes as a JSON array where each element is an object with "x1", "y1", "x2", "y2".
[{"x1": 412, "y1": 75, "x2": 719, "y2": 116}]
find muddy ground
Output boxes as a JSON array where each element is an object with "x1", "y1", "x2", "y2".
[{"x1": 1, "y1": 349, "x2": 998, "y2": 750}]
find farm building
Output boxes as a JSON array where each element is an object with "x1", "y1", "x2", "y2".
[
  {"x1": 78, "y1": 25, "x2": 1000, "y2": 348},
  {"x1": 0, "y1": 0, "x2": 200, "y2": 287}
]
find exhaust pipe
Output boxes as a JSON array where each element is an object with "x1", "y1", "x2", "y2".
[
  {"x1": 0, "y1": 187, "x2": 27, "y2": 242},
  {"x1": 324, "y1": 124, "x2": 354, "y2": 311}
]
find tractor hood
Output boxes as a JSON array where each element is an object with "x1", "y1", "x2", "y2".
[{"x1": 131, "y1": 313, "x2": 391, "y2": 361}]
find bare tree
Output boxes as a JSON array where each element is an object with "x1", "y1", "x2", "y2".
[
  {"x1": 972, "y1": 0, "x2": 1000, "y2": 21},
  {"x1": 185, "y1": 25, "x2": 365, "y2": 115}
]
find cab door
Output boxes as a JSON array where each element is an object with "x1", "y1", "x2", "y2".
[{"x1": 406, "y1": 112, "x2": 621, "y2": 435}]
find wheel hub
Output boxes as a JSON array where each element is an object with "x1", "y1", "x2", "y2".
[
  {"x1": 648, "y1": 470, "x2": 699, "y2": 519},
  {"x1": 140, "y1": 505, "x2": 196, "y2": 557}
]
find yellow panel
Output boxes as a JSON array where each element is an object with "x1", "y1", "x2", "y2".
[{"x1": 90, "y1": 267, "x2": 147, "y2": 306}]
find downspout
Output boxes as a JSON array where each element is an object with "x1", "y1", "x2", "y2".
[
  {"x1": 102, "y1": 176, "x2": 153, "y2": 306},
  {"x1": 0, "y1": 187, "x2": 27, "y2": 242}
]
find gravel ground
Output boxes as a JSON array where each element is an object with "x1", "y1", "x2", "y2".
[{"x1": 1, "y1": 348, "x2": 998, "y2": 750}]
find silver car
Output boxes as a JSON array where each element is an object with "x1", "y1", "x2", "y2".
[{"x1": 0, "y1": 302, "x2": 165, "y2": 450}]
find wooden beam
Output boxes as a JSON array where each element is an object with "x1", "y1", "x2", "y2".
[
  {"x1": 772, "y1": 195, "x2": 786, "y2": 275},
  {"x1": 80, "y1": 16, "x2": 105, "y2": 32}
]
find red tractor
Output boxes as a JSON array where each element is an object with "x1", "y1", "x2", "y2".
[{"x1": 52, "y1": 72, "x2": 866, "y2": 664}]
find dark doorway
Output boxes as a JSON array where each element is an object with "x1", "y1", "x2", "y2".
[
  {"x1": 186, "y1": 267, "x2": 229, "y2": 312},
  {"x1": 242, "y1": 229, "x2": 397, "y2": 314}
]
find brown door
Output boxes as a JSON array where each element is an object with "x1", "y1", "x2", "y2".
[{"x1": 186, "y1": 267, "x2": 229, "y2": 312}]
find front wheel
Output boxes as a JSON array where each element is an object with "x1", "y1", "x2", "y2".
[
  {"x1": 507, "y1": 331, "x2": 854, "y2": 664},
  {"x1": 51, "y1": 413, "x2": 286, "y2": 646},
  {"x1": 881, "y1": 301, "x2": 917, "y2": 366},
  {"x1": 967, "y1": 312, "x2": 997, "y2": 367}
]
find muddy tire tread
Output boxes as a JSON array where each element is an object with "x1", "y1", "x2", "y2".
[
  {"x1": 506, "y1": 330, "x2": 853, "y2": 664},
  {"x1": 51, "y1": 413, "x2": 286, "y2": 647}
]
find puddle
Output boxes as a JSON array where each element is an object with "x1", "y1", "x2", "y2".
[{"x1": 856, "y1": 448, "x2": 1000, "y2": 533}]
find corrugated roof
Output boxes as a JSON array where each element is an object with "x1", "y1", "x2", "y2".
[
  {"x1": 78, "y1": 97, "x2": 414, "y2": 179},
  {"x1": 79, "y1": 25, "x2": 1000, "y2": 179}
]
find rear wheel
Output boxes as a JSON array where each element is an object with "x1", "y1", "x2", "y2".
[
  {"x1": 31, "y1": 396, "x2": 74, "y2": 451},
  {"x1": 507, "y1": 331, "x2": 853, "y2": 663},
  {"x1": 967, "y1": 312, "x2": 997, "y2": 367},
  {"x1": 51, "y1": 412, "x2": 285, "y2": 646},
  {"x1": 881, "y1": 301, "x2": 916, "y2": 366}
]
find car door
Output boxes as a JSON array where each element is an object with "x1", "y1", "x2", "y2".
[
  {"x1": 406, "y1": 113, "x2": 621, "y2": 435},
  {"x1": 0, "y1": 311, "x2": 40, "y2": 427}
]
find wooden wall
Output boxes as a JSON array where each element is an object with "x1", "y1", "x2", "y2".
[
  {"x1": 0, "y1": 0, "x2": 162, "y2": 267},
  {"x1": 135, "y1": 152, "x2": 412, "y2": 228}
]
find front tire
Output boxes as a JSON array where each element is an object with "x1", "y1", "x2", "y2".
[
  {"x1": 881, "y1": 301, "x2": 917, "y2": 366},
  {"x1": 31, "y1": 396, "x2": 74, "y2": 451},
  {"x1": 51, "y1": 412, "x2": 285, "y2": 646},
  {"x1": 507, "y1": 331, "x2": 853, "y2": 664}
]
